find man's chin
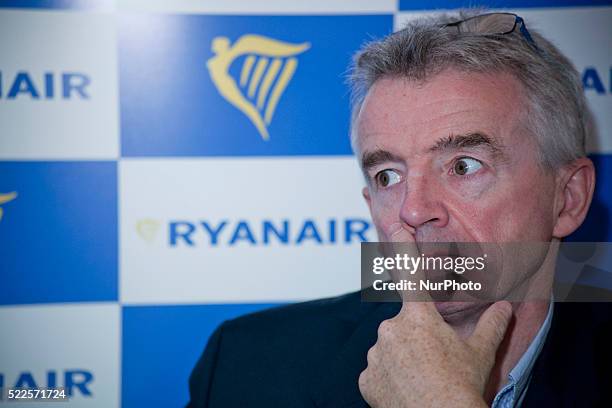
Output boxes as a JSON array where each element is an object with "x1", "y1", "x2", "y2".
[{"x1": 435, "y1": 301, "x2": 490, "y2": 323}]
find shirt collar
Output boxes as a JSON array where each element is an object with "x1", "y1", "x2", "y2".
[{"x1": 507, "y1": 299, "x2": 555, "y2": 403}]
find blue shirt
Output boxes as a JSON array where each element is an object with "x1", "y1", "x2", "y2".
[{"x1": 491, "y1": 301, "x2": 554, "y2": 408}]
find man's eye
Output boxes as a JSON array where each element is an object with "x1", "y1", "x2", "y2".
[
  {"x1": 453, "y1": 157, "x2": 482, "y2": 176},
  {"x1": 375, "y1": 170, "x2": 401, "y2": 187}
]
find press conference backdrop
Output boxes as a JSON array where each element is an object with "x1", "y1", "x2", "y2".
[{"x1": 0, "y1": 0, "x2": 610, "y2": 406}]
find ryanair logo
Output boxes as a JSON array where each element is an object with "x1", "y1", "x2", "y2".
[
  {"x1": 134, "y1": 217, "x2": 371, "y2": 247},
  {"x1": 0, "y1": 191, "x2": 17, "y2": 222},
  {"x1": 207, "y1": 34, "x2": 310, "y2": 140}
]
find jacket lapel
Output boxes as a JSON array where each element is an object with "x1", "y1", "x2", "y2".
[
  {"x1": 522, "y1": 302, "x2": 601, "y2": 407},
  {"x1": 308, "y1": 302, "x2": 401, "y2": 408}
]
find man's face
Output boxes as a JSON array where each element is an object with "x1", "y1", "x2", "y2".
[{"x1": 355, "y1": 70, "x2": 559, "y2": 312}]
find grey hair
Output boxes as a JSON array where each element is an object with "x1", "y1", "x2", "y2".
[{"x1": 349, "y1": 9, "x2": 591, "y2": 169}]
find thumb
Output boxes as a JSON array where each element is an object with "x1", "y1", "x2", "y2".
[
  {"x1": 468, "y1": 301, "x2": 513, "y2": 362},
  {"x1": 388, "y1": 222, "x2": 414, "y2": 245},
  {"x1": 385, "y1": 223, "x2": 435, "y2": 308},
  {"x1": 385, "y1": 224, "x2": 415, "y2": 303}
]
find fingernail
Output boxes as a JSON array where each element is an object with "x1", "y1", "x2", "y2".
[
  {"x1": 388, "y1": 222, "x2": 403, "y2": 238},
  {"x1": 498, "y1": 301, "x2": 513, "y2": 317}
]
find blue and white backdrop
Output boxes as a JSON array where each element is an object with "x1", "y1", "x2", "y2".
[{"x1": 0, "y1": 0, "x2": 610, "y2": 407}]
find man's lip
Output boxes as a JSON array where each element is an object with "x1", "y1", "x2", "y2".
[
  {"x1": 418, "y1": 245, "x2": 485, "y2": 259},
  {"x1": 420, "y1": 252, "x2": 461, "y2": 258},
  {"x1": 417, "y1": 242, "x2": 462, "y2": 257}
]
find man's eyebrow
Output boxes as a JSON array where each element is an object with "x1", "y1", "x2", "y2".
[
  {"x1": 428, "y1": 132, "x2": 505, "y2": 156},
  {"x1": 361, "y1": 149, "x2": 404, "y2": 172}
]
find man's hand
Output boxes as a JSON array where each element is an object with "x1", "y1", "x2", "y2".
[{"x1": 358, "y1": 226, "x2": 513, "y2": 407}]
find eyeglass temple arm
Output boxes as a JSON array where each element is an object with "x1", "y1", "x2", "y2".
[{"x1": 515, "y1": 16, "x2": 538, "y2": 49}]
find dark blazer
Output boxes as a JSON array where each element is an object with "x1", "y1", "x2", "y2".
[{"x1": 187, "y1": 290, "x2": 612, "y2": 407}]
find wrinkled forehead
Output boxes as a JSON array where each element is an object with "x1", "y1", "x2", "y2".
[{"x1": 353, "y1": 70, "x2": 530, "y2": 158}]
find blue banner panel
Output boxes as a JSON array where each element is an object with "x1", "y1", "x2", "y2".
[
  {"x1": 122, "y1": 303, "x2": 280, "y2": 408},
  {"x1": 118, "y1": 14, "x2": 392, "y2": 157},
  {"x1": 0, "y1": 161, "x2": 118, "y2": 305},
  {"x1": 0, "y1": 0, "x2": 110, "y2": 9},
  {"x1": 399, "y1": 0, "x2": 612, "y2": 10},
  {"x1": 567, "y1": 154, "x2": 612, "y2": 242}
]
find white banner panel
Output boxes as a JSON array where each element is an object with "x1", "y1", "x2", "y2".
[
  {"x1": 0, "y1": 303, "x2": 120, "y2": 408},
  {"x1": 0, "y1": 10, "x2": 119, "y2": 159},
  {"x1": 395, "y1": 7, "x2": 612, "y2": 154},
  {"x1": 119, "y1": 157, "x2": 373, "y2": 304},
  {"x1": 517, "y1": 7, "x2": 612, "y2": 154},
  {"x1": 118, "y1": 0, "x2": 397, "y2": 14}
]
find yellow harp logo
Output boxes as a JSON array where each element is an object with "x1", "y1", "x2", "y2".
[
  {"x1": 0, "y1": 191, "x2": 17, "y2": 222},
  {"x1": 136, "y1": 218, "x2": 160, "y2": 243},
  {"x1": 207, "y1": 34, "x2": 310, "y2": 140}
]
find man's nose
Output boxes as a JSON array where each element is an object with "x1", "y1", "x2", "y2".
[{"x1": 399, "y1": 175, "x2": 449, "y2": 231}]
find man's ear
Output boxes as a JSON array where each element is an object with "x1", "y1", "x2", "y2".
[
  {"x1": 552, "y1": 157, "x2": 596, "y2": 239},
  {"x1": 362, "y1": 186, "x2": 372, "y2": 212}
]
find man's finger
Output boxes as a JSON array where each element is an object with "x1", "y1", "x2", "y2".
[
  {"x1": 467, "y1": 301, "x2": 513, "y2": 361},
  {"x1": 385, "y1": 223, "x2": 436, "y2": 310}
]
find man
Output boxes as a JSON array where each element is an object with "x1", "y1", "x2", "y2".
[{"x1": 188, "y1": 11, "x2": 612, "y2": 407}]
